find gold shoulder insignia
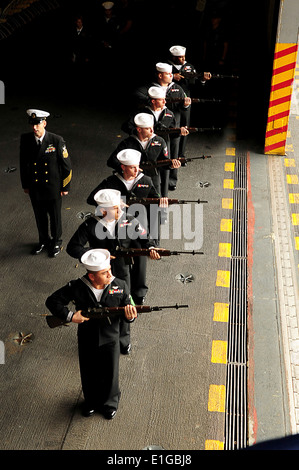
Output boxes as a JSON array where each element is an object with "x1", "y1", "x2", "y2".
[{"x1": 62, "y1": 146, "x2": 69, "y2": 158}]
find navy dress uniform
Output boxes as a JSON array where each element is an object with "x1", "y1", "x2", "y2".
[
  {"x1": 20, "y1": 109, "x2": 72, "y2": 257},
  {"x1": 66, "y1": 189, "x2": 158, "y2": 352},
  {"x1": 168, "y1": 45, "x2": 196, "y2": 159},
  {"x1": 107, "y1": 113, "x2": 170, "y2": 197},
  {"x1": 87, "y1": 149, "x2": 162, "y2": 303},
  {"x1": 121, "y1": 86, "x2": 177, "y2": 160},
  {"x1": 45, "y1": 249, "x2": 137, "y2": 419},
  {"x1": 134, "y1": 64, "x2": 190, "y2": 190}
]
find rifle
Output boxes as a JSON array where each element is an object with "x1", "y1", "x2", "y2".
[
  {"x1": 46, "y1": 303, "x2": 189, "y2": 329},
  {"x1": 157, "y1": 126, "x2": 221, "y2": 135},
  {"x1": 140, "y1": 155, "x2": 211, "y2": 169},
  {"x1": 179, "y1": 71, "x2": 239, "y2": 80},
  {"x1": 127, "y1": 197, "x2": 208, "y2": 205},
  {"x1": 166, "y1": 97, "x2": 221, "y2": 104},
  {"x1": 114, "y1": 248, "x2": 204, "y2": 258}
]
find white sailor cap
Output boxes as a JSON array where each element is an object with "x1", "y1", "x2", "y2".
[
  {"x1": 27, "y1": 109, "x2": 50, "y2": 124},
  {"x1": 134, "y1": 113, "x2": 154, "y2": 128},
  {"x1": 94, "y1": 188, "x2": 121, "y2": 207},
  {"x1": 148, "y1": 86, "x2": 166, "y2": 99},
  {"x1": 156, "y1": 62, "x2": 172, "y2": 73},
  {"x1": 102, "y1": 1, "x2": 114, "y2": 9},
  {"x1": 169, "y1": 45, "x2": 186, "y2": 56},
  {"x1": 117, "y1": 149, "x2": 141, "y2": 166},
  {"x1": 81, "y1": 249, "x2": 110, "y2": 272}
]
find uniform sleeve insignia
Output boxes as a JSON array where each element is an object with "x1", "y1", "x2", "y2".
[{"x1": 62, "y1": 146, "x2": 69, "y2": 158}]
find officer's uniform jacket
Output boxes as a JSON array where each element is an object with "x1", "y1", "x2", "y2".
[{"x1": 20, "y1": 130, "x2": 72, "y2": 200}]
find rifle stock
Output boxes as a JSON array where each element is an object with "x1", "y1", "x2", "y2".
[{"x1": 46, "y1": 303, "x2": 189, "y2": 328}]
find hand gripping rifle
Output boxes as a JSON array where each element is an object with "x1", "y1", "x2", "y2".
[
  {"x1": 46, "y1": 303, "x2": 189, "y2": 329},
  {"x1": 127, "y1": 197, "x2": 208, "y2": 205},
  {"x1": 140, "y1": 154, "x2": 211, "y2": 169},
  {"x1": 114, "y1": 248, "x2": 204, "y2": 258}
]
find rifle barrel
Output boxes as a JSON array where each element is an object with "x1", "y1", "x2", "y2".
[{"x1": 46, "y1": 303, "x2": 189, "y2": 328}]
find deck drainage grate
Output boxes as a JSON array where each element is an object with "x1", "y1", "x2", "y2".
[{"x1": 224, "y1": 153, "x2": 248, "y2": 450}]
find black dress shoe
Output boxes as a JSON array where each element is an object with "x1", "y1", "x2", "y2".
[
  {"x1": 132, "y1": 296, "x2": 145, "y2": 305},
  {"x1": 49, "y1": 245, "x2": 61, "y2": 258},
  {"x1": 31, "y1": 243, "x2": 46, "y2": 255},
  {"x1": 102, "y1": 408, "x2": 117, "y2": 420},
  {"x1": 168, "y1": 185, "x2": 176, "y2": 191},
  {"x1": 120, "y1": 343, "x2": 132, "y2": 355},
  {"x1": 82, "y1": 403, "x2": 95, "y2": 417}
]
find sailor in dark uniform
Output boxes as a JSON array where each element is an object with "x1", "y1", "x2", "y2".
[
  {"x1": 107, "y1": 112, "x2": 181, "y2": 197},
  {"x1": 168, "y1": 45, "x2": 211, "y2": 159},
  {"x1": 121, "y1": 86, "x2": 189, "y2": 161},
  {"x1": 45, "y1": 248, "x2": 137, "y2": 419},
  {"x1": 87, "y1": 149, "x2": 169, "y2": 303},
  {"x1": 134, "y1": 63, "x2": 191, "y2": 190},
  {"x1": 20, "y1": 109, "x2": 72, "y2": 257},
  {"x1": 66, "y1": 188, "x2": 160, "y2": 352}
]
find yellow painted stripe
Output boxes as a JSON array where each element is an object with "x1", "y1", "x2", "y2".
[
  {"x1": 268, "y1": 101, "x2": 291, "y2": 118},
  {"x1": 226, "y1": 148, "x2": 235, "y2": 156},
  {"x1": 222, "y1": 198, "x2": 233, "y2": 209},
  {"x1": 218, "y1": 243, "x2": 231, "y2": 258},
  {"x1": 208, "y1": 385, "x2": 226, "y2": 412},
  {"x1": 292, "y1": 214, "x2": 299, "y2": 225},
  {"x1": 285, "y1": 158, "x2": 296, "y2": 167},
  {"x1": 224, "y1": 162, "x2": 235, "y2": 171},
  {"x1": 220, "y1": 218, "x2": 232, "y2": 232},
  {"x1": 289, "y1": 193, "x2": 299, "y2": 203},
  {"x1": 223, "y1": 178, "x2": 234, "y2": 189},
  {"x1": 213, "y1": 302, "x2": 229, "y2": 322},
  {"x1": 295, "y1": 237, "x2": 299, "y2": 250},
  {"x1": 216, "y1": 270, "x2": 230, "y2": 288},
  {"x1": 205, "y1": 440, "x2": 224, "y2": 450},
  {"x1": 287, "y1": 174, "x2": 299, "y2": 184},
  {"x1": 211, "y1": 340, "x2": 227, "y2": 364}
]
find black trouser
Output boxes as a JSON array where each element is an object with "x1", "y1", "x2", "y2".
[
  {"x1": 110, "y1": 259, "x2": 131, "y2": 348},
  {"x1": 29, "y1": 195, "x2": 62, "y2": 246},
  {"x1": 78, "y1": 326, "x2": 120, "y2": 411}
]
